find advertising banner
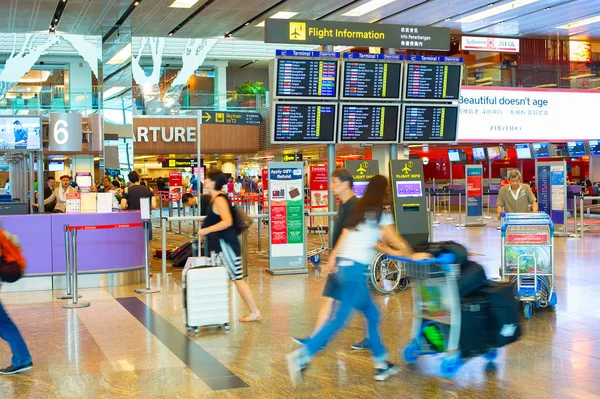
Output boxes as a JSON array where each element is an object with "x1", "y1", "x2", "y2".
[
  {"x1": 344, "y1": 160, "x2": 379, "y2": 198},
  {"x1": 268, "y1": 162, "x2": 306, "y2": 274},
  {"x1": 262, "y1": 168, "x2": 268, "y2": 191},
  {"x1": 458, "y1": 87, "x2": 600, "y2": 142},
  {"x1": 310, "y1": 166, "x2": 329, "y2": 226},
  {"x1": 169, "y1": 172, "x2": 182, "y2": 202},
  {"x1": 537, "y1": 161, "x2": 566, "y2": 232},
  {"x1": 466, "y1": 165, "x2": 484, "y2": 225},
  {"x1": 461, "y1": 36, "x2": 519, "y2": 52}
]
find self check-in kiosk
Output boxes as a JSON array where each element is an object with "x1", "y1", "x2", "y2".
[
  {"x1": 390, "y1": 159, "x2": 428, "y2": 246},
  {"x1": 345, "y1": 160, "x2": 379, "y2": 198}
]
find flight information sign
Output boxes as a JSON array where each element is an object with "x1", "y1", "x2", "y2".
[
  {"x1": 272, "y1": 103, "x2": 337, "y2": 144},
  {"x1": 274, "y1": 55, "x2": 339, "y2": 99},
  {"x1": 401, "y1": 104, "x2": 459, "y2": 143},
  {"x1": 341, "y1": 53, "x2": 403, "y2": 99},
  {"x1": 404, "y1": 56, "x2": 462, "y2": 101},
  {"x1": 339, "y1": 103, "x2": 400, "y2": 144}
]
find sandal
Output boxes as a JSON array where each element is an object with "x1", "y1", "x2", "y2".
[{"x1": 239, "y1": 312, "x2": 262, "y2": 322}]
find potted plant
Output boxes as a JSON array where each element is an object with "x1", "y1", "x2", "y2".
[{"x1": 235, "y1": 81, "x2": 266, "y2": 107}]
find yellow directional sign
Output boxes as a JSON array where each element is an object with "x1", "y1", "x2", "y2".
[{"x1": 201, "y1": 111, "x2": 263, "y2": 126}]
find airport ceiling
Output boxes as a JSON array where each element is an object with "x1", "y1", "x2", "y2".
[{"x1": 1, "y1": 0, "x2": 599, "y2": 42}]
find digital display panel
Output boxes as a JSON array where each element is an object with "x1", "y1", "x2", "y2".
[
  {"x1": 487, "y1": 146, "x2": 503, "y2": 160},
  {"x1": 0, "y1": 116, "x2": 41, "y2": 150},
  {"x1": 48, "y1": 162, "x2": 65, "y2": 171},
  {"x1": 532, "y1": 142, "x2": 550, "y2": 158},
  {"x1": 275, "y1": 58, "x2": 338, "y2": 99},
  {"x1": 354, "y1": 181, "x2": 369, "y2": 198},
  {"x1": 401, "y1": 104, "x2": 459, "y2": 143},
  {"x1": 339, "y1": 104, "x2": 399, "y2": 143},
  {"x1": 396, "y1": 180, "x2": 423, "y2": 198},
  {"x1": 342, "y1": 61, "x2": 402, "y2": 99},
  {"x1": 589, "y1": 140, "x2": 600, "y2": 156},
  {"x1": 516, "y1": 144, "x2": 533, "y2": 159},
  {"x1": 272, "y1": 103, "x2": 337, "y2": 144},
  {"x1": 448, "y1": 149, "x2": 462, "y2": 162},
  {"x1": 567, "y1": 141, "x2": 587, "y2": 157},
  {"x1": 404, "y1": 63, "x2": 462, "y2": 101},
  {"x1": 472, "y1": 147, "x2": 487, "y2": 161}
]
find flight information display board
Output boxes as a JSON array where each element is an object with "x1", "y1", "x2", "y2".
[
  {"x1": 401, "y1": 104, "x2": 459, "y2": 143},
  {"x1": 274, "y1": 53, "x2": 339, "y2": 99},
  {"x1": 403, "y1": 56, "x2": 462, "y2": 101},
  {"x1": 272, "y1": 103, "x2": 337, "y2": 144},
  {"x1": 341, "y1": 53, "x2": 403, "y2": 99},
  {"x1": 339, "y1": 103, "x2": 400, "y2": 144}
]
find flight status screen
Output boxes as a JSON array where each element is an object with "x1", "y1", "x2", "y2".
[
  {"x1": 402, "y1": 105, "x2": 459, "y2": 143},
  {"x1": 404, "y1": 63, "x2": 461, "y2": 101},
  {"x1": 339, "y1": 104, "x2": 399, "y2": 143},
  {"x1": 273, "y1": 103, "x2": 336, "y2": 143},
  {"x1": 342, "y1": 61, "x2": 402, "y2": 99},
  {"x1": 275, "y1": 59, "x2": 338, "y2": 98}
]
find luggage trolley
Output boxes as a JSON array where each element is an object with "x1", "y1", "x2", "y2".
[
  {"x1": 369, "y1": 252, "x2": 408, "y2": 294},
  {"x1": 500, "y1": 212, "x2": 557, "y2": 319},
  {"x1": 307, "y1": 225, "x2": 328, "y2": 275},
  {"x1": 396, "y1": 254, "x2": 498, "y2": 378}
]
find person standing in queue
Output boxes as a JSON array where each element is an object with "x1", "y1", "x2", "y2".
[
  {"x1": 198, "y1": 169, "x2": 261, "y2": 322},
  {"x1": 121, "y1": 171, "x2": 156, "y2": 244},
  {"x1": 36, "y1": 175, "x2": 78, "y2": 213},
  {"x1": 287, "y1": 175, "x2": 429, "y2": 385},
  {"x1": 292, "y1": 169, "x2": 370, "y2": 350},
  {"x1": 497, "y1": 170, "x2": 538, "y2": 220},
  {"x1": 43, "y1": 176, "x2": 57, "y2": 212}
]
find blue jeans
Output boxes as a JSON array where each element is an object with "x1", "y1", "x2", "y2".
[
  {"x1": 0, "y1": 299, "x2": 32, "y2": 367},
  {"x1": 305, "y1": 259, "x2": 389, "y2": 364}
]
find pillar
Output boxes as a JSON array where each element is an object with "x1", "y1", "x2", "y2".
[
  {"x1": 68, "y1": 59, "x2": 93, "y2": 111},
  {"x1": 215, "y1": 64, "x2": 228, "y2": 110},
  {"x1": 71, "y1": 155, "x2": 94, "y2": 181}
]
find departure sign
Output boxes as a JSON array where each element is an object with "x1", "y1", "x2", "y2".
[
  {"x1": 404, "y1": 57, "x2": 462, "y2": 101},
  {"x1": 275, "y1": 58, "x2": 339, "y2": 99},
  {"x1": 272, "y1": 103, "x2": 337, "y2": 143},
  {"x1": 341, "y1": 53, "x2": 403, "y2": 99},
  {"x1": 339, "y1": 104, "x2": 399, "y2": 143},
  {"x1": 401, "y1": 104, "x2": 459, "y2": 143}
]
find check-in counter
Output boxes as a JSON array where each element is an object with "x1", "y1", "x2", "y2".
[{"x1": 0, "y1": 211, "x2": 145, "y2": 292}]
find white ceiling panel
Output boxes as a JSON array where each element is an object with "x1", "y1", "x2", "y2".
[
  {"x1": 322, "y1": 0, "x2": 424, "y2": 23},
  {"x1": 381, "y1": 0, "x2": 495, "y2": 26}
]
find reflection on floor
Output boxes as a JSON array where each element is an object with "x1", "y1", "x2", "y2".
[{"x1": 1, "y1": 221, "x2": 600, "y2": 398}]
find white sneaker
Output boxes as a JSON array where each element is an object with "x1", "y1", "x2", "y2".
[{"x1": 286, "y1": 350, "x2": 307, "y2": 387}]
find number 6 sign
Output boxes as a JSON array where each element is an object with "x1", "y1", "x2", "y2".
[
  {"x1": 54, "y1": 119, "x2": 69, "y2": 145},
  {"x1": 49, "y1": 113, "x2": 83, "y2": 151}
]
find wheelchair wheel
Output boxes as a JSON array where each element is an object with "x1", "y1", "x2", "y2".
[{"x1": 370, "y1": 253, "x2": 402, "y2": 295}]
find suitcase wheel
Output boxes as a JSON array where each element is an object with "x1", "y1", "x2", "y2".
[
  {"x1": 187, "y1": 326, "x2": 192, "y2": 332},
  {"x1": 223, "y1": 323, "x2": 230, "y2": 331},
  {"x1": 523, "y1": 302, "x2": 533, "y2": 319},
  {"x1": 194, "y1": 327, "x2": 200, "y2": 334},
  {"x1": 402, "y1": 341, "x2": 419, "y2": 364},
  {"x1": 440, "y1": 356, "x2": 463, "y2": 378}
]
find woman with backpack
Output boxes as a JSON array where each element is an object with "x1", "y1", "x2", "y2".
[{"x1": 198, "y1": 169, "x2": 261, "y2": 322}]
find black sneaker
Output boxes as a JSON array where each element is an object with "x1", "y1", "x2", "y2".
[
  {"x1": 291, "y1": 337, "x2": 308, "y2": 345},
  {"x1": 286, "y1": 350, "x2": 307, "y2": 387},
  {"x1": 351, "y1": 338, "x2": 370, "y2": 351},
  {"x1": 374, "y1": 362, "x2": 399, "y2": 381},
  {"x1": 0, "y1": 363, "x2": 33, "y2": 375}
]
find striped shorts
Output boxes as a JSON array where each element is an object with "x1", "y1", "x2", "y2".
[{"x1": 215, "y1": 239, "x2": 244, "y2": 281}]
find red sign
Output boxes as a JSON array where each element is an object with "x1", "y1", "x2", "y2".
[
  {"x1": 169, "y1": 172, "x2": 183, "y2": 187},
  {"x1": 270, "y1": 205, "x2": 287, "y2": 244},
  {"x1": 262, "y1": 168, "x2": 268, "y2": 191},
  {"x1": 507, "y1": 234, "x2": 549, "y2": 244},
  {"x1": 310, "y1": 166, "x2": 328, "y2": 192},
  {"x1": 69, "y1": 223, "x2": 143, "y2": 231},
  {"x1": 467, "y1": 176, "x2": 482, "y2": 196}
]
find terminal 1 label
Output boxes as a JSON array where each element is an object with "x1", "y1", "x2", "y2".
[{"x1": 201, "y1": 111, "x2": 263, "y2": 126}]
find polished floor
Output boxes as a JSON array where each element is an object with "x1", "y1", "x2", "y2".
[{"x1": 1, "y1": 218, "x2": 600, "y2": 398}]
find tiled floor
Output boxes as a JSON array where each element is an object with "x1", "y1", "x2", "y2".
[{"x1": 1, "y1": 218, "x2": 600, "y2": 398}]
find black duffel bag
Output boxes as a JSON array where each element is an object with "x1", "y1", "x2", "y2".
[
  {"x1": 475, "y1": 281, "x2": 521, "y2": 348},
  {"x1": 413, "y1": 241, "x2": 469, "y2": 266}
]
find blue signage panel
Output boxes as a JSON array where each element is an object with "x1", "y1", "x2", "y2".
[
  {"x1": 276, "y1": 49, "x2": 340, "y2": 58},
  {"x1": 537, "y1": 165, "x2": 551, "y2": 216},
  {"x1": 466, "y1": 166, "x2": 483, "y2": 218},
  {"x1": 343, "y1": 53, "x2": 404, "y2": 61},
  {"x1": 406, "y1": 55, "x2": 463, "y2": 63}
]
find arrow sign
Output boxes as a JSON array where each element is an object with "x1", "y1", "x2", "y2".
[{"x1": 201, "y1": 111, "x2": 263, "y2": 126}]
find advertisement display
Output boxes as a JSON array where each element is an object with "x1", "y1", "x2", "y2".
[
  {"x1": 0, "y1": 116, "x2": 41, "y2": 150},
  {"x1": 268, "y1": 162, "x2": 306, "y2": 274},
  {"x1": 75, "y1": 172, "x2": 93, "y2": 193},
  {"x1": 310, "y1": 166, "x2": 329, "y2": 226},
  {"x1": 465, "y1": 165, "x2": 484, "y2": 225},
  {"x1": 461, "y1": 36, "x2": 520, "y2": 52},
  {"x1": 458, "y1": 87, "x2": 600, "y2": 141},
  {"x1": 344, "y1": 160, "x2": 379, "y2": 198},
  {"x1": 537, "y1": 161, "x2": 567, "y2": 232},
  {"x1": 169, "y1": 172, "x2": 183, "y2": 202}
]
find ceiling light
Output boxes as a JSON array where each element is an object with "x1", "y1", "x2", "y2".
[
  {"x1": 169, "y1": 0, "x2": 199, "y2": 8},
  {"x1": 457, "y1": 0, "x2": 539, "y2": 23},
  {"x1": 106, "y1": 43, "x2": 132, "y2": 65},
  {"x1": 134, "y1": 1, "x2": 139, "y2": 5},
  {"x1": 104, "y1": 87, "x2": 127, "y2": 98},
  {"x1": 168, "y1": 32, "x2": 174, "y2": 36},
  {"x1": 557, "y1": 14, "x2": 600, "y2": 29},
  {"x1": 342, "y1": 0, "x2": 397, "y2": 17},
  {"x1": 270, "y1": 11, "x2": 299, "y2": 19},
  {"x1": 255, "y1": 21, "x2": 265, "y2": 27}
]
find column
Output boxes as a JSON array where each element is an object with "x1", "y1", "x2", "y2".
[
  {"x1": 69, "y1": 59, "x2": 93, "y2": 112},
  {"x1": 71, "y1": 155, "x2": 95, "y2": 181},
  {"x1": 215, "y1": 64, "x2": 228, "y2": 110}
]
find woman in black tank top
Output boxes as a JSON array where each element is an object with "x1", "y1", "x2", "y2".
[{"x1": 199, "y1": 169, "x2": 261, "y2": 322}]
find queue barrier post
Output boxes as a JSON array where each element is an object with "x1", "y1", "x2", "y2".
[
  {"x1": 580, "y1": 194, "x2": 585, "y2": 240},
  {"x1": 455, "y1": 193, "x2": 465, "y2": 229},
  {"x1": 241, "y1": 230, "x2": 249, "y2": 278},
  {"x1": 62, "y1": 228, "x2": 90, "y2": 309},
  {"x1": 168, "y1": 199, "x2": 173, "y2": 232},
  {"x1": 445, "y1": 192, "x2": 454, "y2": 221},
  {"x1": 57, "y1": 224, "x2": 81, "y2": 300},
  {"x1": 135, "y1": 220, "x2": 161, "y2": 295}
]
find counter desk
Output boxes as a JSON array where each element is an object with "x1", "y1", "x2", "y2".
[{"x1": 0, "y1": 211, "x2": 146, "y2": 292}]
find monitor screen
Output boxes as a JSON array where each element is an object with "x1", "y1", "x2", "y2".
[
  {"x1": 448, "y1": 149, "x2": 462, "y2": 162},
  {"x1": 487, "y1": 146, "x2": 503, "y2": 160},
  {"x1": 567, "y1": 141, "x2": 587, "y2": 157},
  {"x1": 401, "y1": 104, "x2": 459, "y2": 143},
  {"x1": 48, "y1": 162, "x2": 64, "y2": 172},
  {"x1": 532, "y1": 142, "x2": 550, "y2": 158},
  {"x1": 404, "y1": 63, "x2": 462, "y2": 101},
  {"x1": 339, "y1": 104, "x2": 400, "y2": 143},
  {"x1": 275, "y1": 58, "x2": 338, "y2": 99},
  {"x1": 396, "y1": 180, "x2": 423, "y2": 198},
  {"x1": 353, "y1": 181, "x2": 369, "y2": 198},
  {"x1": 272, "y1": 103, "x2": 337, "y2": 144},
  {"x1": 342, "y1": 61, "x2": 402, "y2": 99},
  {"x1": 0, "y1": 116, "x2": 41, "y2": 150},
  {"x1": 589, "y1": 140, "x2": 600, "y2": 156},
  {"x1": 516, "y1": 144, "x2": 533, "y2": 159},
  {"x1": 472, "y1": 147, "x2": 487, "y2": 161}
]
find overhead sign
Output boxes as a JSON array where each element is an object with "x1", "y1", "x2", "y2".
[
  {"x1": 457, "y1": 87, "x2": 600, "y2": 142},
  {"x1": 461, "y1": 36, "x2": 520, "y2": 52},
  {"x1": 345, "y1": 160, "x2": 379, "y2": 198},
  {"x1": 201, "y1": 111, "x2": 262, "y2": 125},
  {"x1": 265, "y1": 19, "x2": 450, "y2": 51},
  {"x1": 49, "y1": 113, "x2": 82, "y2": 152},
  {"x1": 161, "y1": 159, "x2": 199, "y2": 168},
  {"x1": 283, "y1": 153, "x2": 303, "y2": 162}
]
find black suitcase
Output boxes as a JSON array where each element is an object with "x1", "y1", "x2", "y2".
[
  {"x1": 458, "y1": 261, "x2": 488, "y2": 298},
  {"x1": 476, "y1": 282, "x2": 521, "y2": 348},
  {"x1": 171, "y1": 241, "x2": 198, "y2": 268},
  {"x1": 414, "y1": 241, "x2": 469, "y2": 266},
  {"x1": 460, "y1": 295, "x2": 494, "y2": 358}
]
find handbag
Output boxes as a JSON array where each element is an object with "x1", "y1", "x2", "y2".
[
  {"x1": 0, "y1": 230, "x2": 26, "y2": 283},
  {"x1": 232, "y1": 205, "x2": 253, "y2": 235}
]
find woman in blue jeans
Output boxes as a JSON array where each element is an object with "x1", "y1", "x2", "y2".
[
  {"x1": 0, "y1": 299, "x2": 33, "y2": 374},
  {"x1": 287, "y1": 175, "x2": 429, "y2": 385}
]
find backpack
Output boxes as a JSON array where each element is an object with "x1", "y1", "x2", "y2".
[{"x1": 0, "y1": 229, "x2": 26, "y2": 283}]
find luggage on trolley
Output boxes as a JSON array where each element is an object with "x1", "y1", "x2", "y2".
[
  {"x1": 395, "y1": 253, "x2": 521, "y2": 378},
  {"x1": 500, "y1": 212, "x2": 557, "y2": 319},
  {"x1": 307, "y1": 225, "x2": 329, "y2": 275},
  {"x1": 183, "y1": 257, "x2": 230, "y2": 334}
]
